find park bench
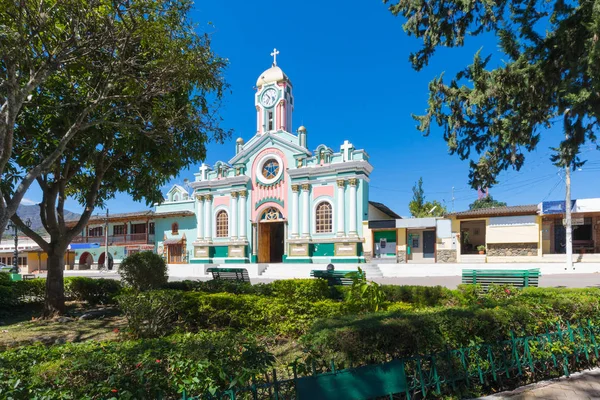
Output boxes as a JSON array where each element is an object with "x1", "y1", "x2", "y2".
[
  {"x1": 206, "y1": 267, "x2": 250, "y2": 282},
  {"x1": 310, "y1": 270, "x2": 365, "y2": 286},
  {"x1": 461, "y1": 269, "x2": 540, "y2": 290}
]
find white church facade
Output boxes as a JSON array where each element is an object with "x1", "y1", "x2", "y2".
[{"x1": 155, "y1": 51, "x2": 373, "y2": 264}]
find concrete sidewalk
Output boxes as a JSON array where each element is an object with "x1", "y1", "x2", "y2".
[{"x1": 479, "y1": 368, "x2": 600, "y2": 399}]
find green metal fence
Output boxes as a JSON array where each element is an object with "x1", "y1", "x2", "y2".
[{"x1": 184, "y1": 320, "x2": 600, "y2": 400}]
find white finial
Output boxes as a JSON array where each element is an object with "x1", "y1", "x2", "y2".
[
  {"x1": 341, "y1": 140, "x2": 354, "y2": 162},
  {"x1": 270, "y1": 48, "x2": 280, "y2": 66},
  {"x1": 199, "y1": 163, "x2": 210, "y2": 181}
]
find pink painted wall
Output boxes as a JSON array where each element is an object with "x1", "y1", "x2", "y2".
[
  {"x1": 213, "y1": 196, "x2": 230, "y2": 208},
  {"x1": 251, "y1": 147, "x2": 288, "y2": 222},
  {"x1": 313, "y1": 185, "x2": 334, "y2": 199}
]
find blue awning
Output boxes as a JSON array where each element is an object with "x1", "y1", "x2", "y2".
[{"x1": 69, "y1": 243, "x2": 101, "y2": 249}]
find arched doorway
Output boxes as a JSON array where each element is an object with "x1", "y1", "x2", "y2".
[
  {"x1": 98, "y1": 252, "x2": 114, "y2": 270},
  {"x1": 257, "y1": 207, "x2": 285, "y2": 263},
  {"x1": 79, "y1": 252, "x2": 93, "y2": 270}
]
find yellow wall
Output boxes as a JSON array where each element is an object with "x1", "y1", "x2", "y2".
[
  {"x1": 362, "y1": 222, "x2": 372, "y2": 254},
  {"x1": 397, "y1": 228, "x2": 406, "y2": 251},
  {"x1": 487, "y1": 225, "x2": 539, "y2": 244}
]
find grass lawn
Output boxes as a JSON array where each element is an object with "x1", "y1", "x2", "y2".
[{"x1": 0, "y1": 302, "x2": 126, "y2": 349}]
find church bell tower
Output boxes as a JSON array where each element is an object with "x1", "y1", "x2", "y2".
[{"x1": 255, "y1": 48, "x2": 294, "y2": 135}]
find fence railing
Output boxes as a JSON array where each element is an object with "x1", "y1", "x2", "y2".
[
  {"x1": 184, "y1": 320, "x2": 600, "y2": 400},
  {"x1": 71, "y1": 233, "x2": 155, "y2": 245}
]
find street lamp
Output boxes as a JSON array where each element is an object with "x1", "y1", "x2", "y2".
[{"x1": 6, "y1": 218, "x2": 32, "y2": 273}]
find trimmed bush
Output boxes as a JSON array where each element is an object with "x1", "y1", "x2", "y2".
[
  {"x1": 119, "y1": 251, "x2": 168, "y2": 291},
  {"x1": 0, "y1": 331, "x2": 274, "y2": 399},
  {"x1": 379, "y1": 285, "x2": 453, "y2": 307},
  {"x1": 118, "y1": 289, "x2": 347, "y2": 338},
  {"x1": 64, "y1": 277, "x2": 122, "y2": 305}
]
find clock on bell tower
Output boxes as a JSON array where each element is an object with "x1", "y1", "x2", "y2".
[{"x1": 255, "y1": 48, "x2": 293, "y2": 134}]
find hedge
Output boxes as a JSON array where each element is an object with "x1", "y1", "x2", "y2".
[
  {"x1": 301, "y1": 286, "x2": 600, "y2": 365},
  {"x1": 118, "y1": 289, "x2": 347, "y2": 338},
  {"x1": 0, "y1": 331, "x2": 274, "y2": 399},
  {"x1": 0, "y1": 274, "x2": 122, "y2": 308}
]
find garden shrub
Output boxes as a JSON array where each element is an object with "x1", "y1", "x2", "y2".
[
  {"x1": 117, "y1": 290, "x2": 188, "y2": 338},
  {"x1": 13, "y1": 279, "x2": 46, "y2": 303},
  {"x1": 0, "y1": 272, "x2": 11, "y2": 285},
  {"x1": 301, "y1": 287, "x2": 600, "y2": 365},
  {"x1": 119, "y1": 251, "x2": 168, "y2": 291},
  {"x1": 64, "y1": 277, "x2": 122, "y2": 305},
  {"x1": 379, "y1": 285, "x2": 453, "y2": 307},
  {"x1": 270, "y1": 278, "x2": 330, "y2": 302},
  {"x1": 0, "y1": 331, "x2": 274, "y2": 399}
]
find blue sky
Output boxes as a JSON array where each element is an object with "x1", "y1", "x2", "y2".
[{"x1": 22, "y1": 0, "x2": 600, "y2": 216}]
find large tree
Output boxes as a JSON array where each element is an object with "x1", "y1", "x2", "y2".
[
  {"x1": 8, "y1": 0, "x2": 229, "y2": 316},
  {"x1": 469, "y1": 195, "x2": 507, "y2": 210},
  {"x1": 408, "y1": 177, "x2": 447, "y2": 217},
  {"x1": 384, "y1": 0, "x2": 599, "y2": 188},
  {"x1": 0, "y1": 0, "x2": 218, "y2": 235}
]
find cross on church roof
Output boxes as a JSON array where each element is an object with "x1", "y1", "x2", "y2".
[
  {"x1": 199, "y1": 163, "x2": 210, "y2": 181},
  {"x1": 341, "y1": 140, "x2": 354, "y2": 162},
  {"x1": 271, "y1": 48, "x2": 279, "y2": 66}
]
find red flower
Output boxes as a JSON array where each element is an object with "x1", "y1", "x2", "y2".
[
  {"x1": 111, "y1": 388, "x2": 118, "y2": 393},
  {"x1": 113, "y1": 328, "x2": 119, "y2": 333},
  {"x1": 156, "y1": 359, "x2": 161, "y2": 363},
  {"x1": 505, "y1": 289, "x2": 511, "y2": 294},
  {"x1": 136, "y1": 362, "x2": 142, "y2": 368}
]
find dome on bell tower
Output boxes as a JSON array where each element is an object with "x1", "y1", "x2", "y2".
[
  {"x1": 256, "y1": 48, "x2": 290, "y2": 87},
  {"x1": 256, "y1": 65, "x2": 289, "y2": 87}
]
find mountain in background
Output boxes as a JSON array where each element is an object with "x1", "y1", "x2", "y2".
[{"x1": 15, "y1": 204, "x2": 81, "y2": 233}]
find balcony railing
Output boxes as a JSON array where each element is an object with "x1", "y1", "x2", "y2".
[{"x1": 71, "y1": 233, "x2": 155, "y2": 245}]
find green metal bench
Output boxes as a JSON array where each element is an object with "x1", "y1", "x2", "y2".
[
  {"x1": 310, "y1": 270, "x2": 365, "y2": 286},
  {"x1": 206, "y1": 267, "x2": 250, "y2": 282},
  {"x1": 461, "y1": 268, "x2": 541, "y2": 290}
]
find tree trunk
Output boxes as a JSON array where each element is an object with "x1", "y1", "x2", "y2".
[{"x1": 43, "y1": 250, "x2": 66, "y2": 317}]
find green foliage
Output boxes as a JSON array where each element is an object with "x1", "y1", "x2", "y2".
[
  {"x1": 345, "y1": 268, "x2": 386, "y2": 312},
  {"x1": 119, "y1": 252, "x2": 168, "y2": 291},
  {"x1": 269, "y1": 278, "x2": 330, "y2": 302},
  {"x1": 380, "y1": 285, "x2": 452, "y2": 307},
  {"x1": 302, "y1": 286, "x2": 600, "y2": 365},
  {"x1": 0, "y1": 272, "x2": 11, "y2": 286},
  {"x1": 64, "y1": 277, "x2": 122, "y2": 305},
  {"x1": 408, "y1": 177, "x2": 447, "y2": 217},
  {"x1": 0, "y1": 331, "x2": 274, "y2": 399},
  {"x1": 469, "y1": 195, "x2": 507, "y2": 210},
  {"x1": 118, "y1": 289, "x2": 346, "y2": 338},
  {"x1": 385, "y1": 0, "x2": 600, "y2": 188},
  {"x1": 118, "y1": 290, "x2": 187, "y2": 338}
]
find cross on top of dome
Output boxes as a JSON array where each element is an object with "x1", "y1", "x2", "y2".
[{"x1": 270, "y1": 48, "x2": 279, "y2": 66}]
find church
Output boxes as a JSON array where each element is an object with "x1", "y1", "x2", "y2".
[{"x1": 155, "y1": 50, "x2": 373, "y2": 264}]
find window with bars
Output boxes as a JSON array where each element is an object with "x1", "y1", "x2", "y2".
[
  {"x1": 216, "y1": 211, "x2": 229, "y2": 238},
  {"x1": 171, "y1": 222, "x2": 179, "y2": 235},
  {"x1": 315, "y1": 202, "x2": 333, "y2": 233},
  {"x1": 89, "y1": 227, "x2": 103, "y2": 237},
  {"x1": 113, "y1": 225, "x2": 126, "y2": 235}
]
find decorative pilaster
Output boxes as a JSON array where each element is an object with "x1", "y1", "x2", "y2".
[
  {"x1": 301, "y1": 183, "x2": 310, "y2": 238},
  {"x1": 196, "y1": 194, "x2": 204, "y2": 240},
  {"x1": 239, "y1": 190, "x2": 247, "y2": 240},
  {"x1": 291, "y1": 185, "x2": 299, "y2": 238},
  {"x1": 204, "y1": 194, "x2": 213, "y2": 242},
  {"x1": 230, "y1": 191, "x2": 239, "y2": 240},
  {"x1": 348, "y1": 179, "x2": 357, "y2": 236},
  {"x1": 336, "y1": 179, "x2": 346, "y2": 237}
]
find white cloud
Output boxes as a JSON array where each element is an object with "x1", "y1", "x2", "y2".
[{"x1": 20, "y1": 198, "x2": 38, "y2": 206}]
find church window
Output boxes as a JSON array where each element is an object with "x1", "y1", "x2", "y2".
[
  {"x1": 216, "y1": 210, "x2": 229, "y2": 237},
  {"x1": 268, "y1": 111, "x2": 273, "y2": 131},
  {"x1": 261, "y1": 207, "x2": 283, "y2": 221},
  {"x1": 315, "y1": 202, "x2": 333, "y2": 233},
  {"x1": 171, "y1": 222, "x2": 179, "y2": 235},
  {"x1": 262, "y1": 159, "x2": 280, "y2": 179}
]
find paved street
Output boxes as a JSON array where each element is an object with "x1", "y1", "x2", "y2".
[
  {"x1": 480, "y1": 368, "x2": 600, "y2": 399},
  {"x1": 50, "y1": 270, "x2": 600, "y2": 288}
]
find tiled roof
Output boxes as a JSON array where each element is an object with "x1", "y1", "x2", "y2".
[
  {"x1": 369, "y1": 201, "x2": 402, "y2": 219},
  {"x1": 65, "y1": 210, "x2": 194, "y2": 224},
  {"x1": 448, "y1": 204, "x2": 539, "y2": 219}
]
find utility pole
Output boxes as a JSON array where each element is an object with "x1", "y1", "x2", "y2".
[
  {"x1": 563, "y1": 110, "x2": 574, "y2": 271},
  {"x1": 104, "y1": 209, "x2": 110, "y2": 270}
]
